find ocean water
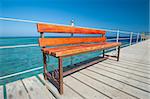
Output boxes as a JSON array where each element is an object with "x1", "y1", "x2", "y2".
[{"x1": 0, "y1": 36, "x2": 139, "y2": 84}]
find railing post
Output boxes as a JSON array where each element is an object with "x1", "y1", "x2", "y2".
[
  {"x1": 140, "y1": 33, "x2": 142, "y2": 42},
  {"x1": 71, "y1": 19, "x2": 74, "y2": 37},
  {"x1": 70, "y1": 19, "x2": 74, "y2": 65},
  {"x1": 129, "y1": 32, "x2": 133, "y2": 45},
  {"x1": 136, "y1": 33, "x2": 139, "y2": 43},
  {"x1": 116, "y1": 29, "x2": 120, "y2": 43},
  {"x1": 115, "y1": 29, "x2": 120, "y2": 53},
  {"x1": 40, "y1": 32, "x2": 44, "y2": 38}
]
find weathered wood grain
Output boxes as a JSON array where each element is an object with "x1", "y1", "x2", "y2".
[
  {"x1": 93, "y1": 63, "x2": 150, "y2": 85},
  {"x1": 71, "y1": 72, "x2": 136, "y2": 99},
  {"x1": 39, "y1": 37, "x2": 106, "y2": 47},
  {"x1": 64, "y1": 76, "x2": 110, "y2": 99},
  {"x1": 6, "y1": 80, "x2": 29, "y2": 99},
  {"x1": 22, "y1": 76, "x2": 55, "y2": 99},
  {"x1": 0, "y1": 86, "x2": 4, "y2": 99},
  {"x1": 100, "y1": 62, "x2": 150, "y2": 79},
  {"x1": 80, "y1": 69, "x2": 149, "y2": 99},
  {"x1": 88, "y1": 66, "x2": 150, "y2": 92},
  {"x1": 37, "y1": 23, "x2": 106, "y2": 34},
  {"x1": 38, "y1": 74, "x2": 84, "y2": 99}
]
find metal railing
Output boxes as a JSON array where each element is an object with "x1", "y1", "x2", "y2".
[
  {"x1": 0, "y1": 17, "x2": 143, "y2": 49},
  {"x1": 0, "y1": 17, "x2": 145, "y2": 81}
]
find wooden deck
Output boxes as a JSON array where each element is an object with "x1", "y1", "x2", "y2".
[{"x1": 0, "y1": 39, "x2": 150, "y2": 99}]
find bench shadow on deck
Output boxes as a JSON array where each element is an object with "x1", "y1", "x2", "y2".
[{"x1": 0, "y1": 40, "x2": 150, "y2": 99}]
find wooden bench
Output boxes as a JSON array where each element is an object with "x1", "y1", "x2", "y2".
[{"x1": 37, "y1": 23, "x2": 121, "y2": 94}]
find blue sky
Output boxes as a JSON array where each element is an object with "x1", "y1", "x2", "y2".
[{"x1": 0, "y1": 0, "x2": 149, "y2": 36}]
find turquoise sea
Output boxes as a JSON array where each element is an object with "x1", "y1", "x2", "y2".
[{"x1": 0, "y1": 36, "x2": 139, "y2": 85}]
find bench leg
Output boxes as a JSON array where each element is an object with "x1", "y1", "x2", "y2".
[
  {"x1": 58, "y1": 57, "x2": 63, "y2": 95},
  {"x1": 117, "y1": 46, "x2": 120, "y2": 61},
  {"x1": 43, "y1": 52, "x2": 48, "y2": 80},
  {"x1": 103, "y1": 50, "x2": 105, "y2": 58}
]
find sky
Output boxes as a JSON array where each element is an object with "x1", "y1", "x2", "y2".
[{"x1": 0, "y1": 0, "x2": 149, "y2": 37}]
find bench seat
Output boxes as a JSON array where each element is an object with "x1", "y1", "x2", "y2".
[{"x1": 42, "y1": 42, "x2": 121, "y2": 57}]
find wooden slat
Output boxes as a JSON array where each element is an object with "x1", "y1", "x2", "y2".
[
  {"x1": 52, "y1": 42, "x2": 121, "y2": 57},
  {"x1": 120, "y1": 54, "x2": 150, "y2": 64},
  {"x1": 38, "y1": 74, "x2": 61, "y2": 99},
  {"x1": 42, "y1": 43, "x2": 106, "y2": 54},
  {"x1": 0, "y1": 86, "x2": 4, "y2": 99},
  {"x1": 64, "y1": 76, "x2": 110, "y2": 99},
  {"x1": 80, "y1": 69, "x2": 149, "y2": 99},
  {"x1": 108, "y1": 59, "x2": 150, "y2": 70},
  {"x1": 41, "y1": 42, "x2": 121, "y2": 57},
  {"x1": 94, "y1": 63, "x2": 150, "y2": 85},
  {"x1": 37, "y1": 23, "x2": 106, "y2": 34},
  {"x1": 119, "y1": 59, "x2": 150, "y2": 68},
  {"x1": 105, "y1": 60, "x2": 150, "y2": 73},
  {"x1": 120, "y1": 55, "x2": 150, "y2": 66},
  {"x1": 38, "y1": 74, "x2": 84, "y2": 99},
  {"x1": 120, "y1": 40, "x2": 150, "y2": 65},
  {"x1": 88, "y1": 66, "x2": 150, "y2": 92},
  {"x1": 6, "y1": 80, "x2": 29, "y2": 99},
  {"x1": 39, "y1": 37, "x2": 106, "y2": 47},
  {"x1": 71, "y1": 72, "x2": 136, "y2": 99},
  {"x1": 22, "y1": 76, "x2": 55, "y2": 99},
  {"x1": 100, "y1": 62, "x2": 150, "y2": 79}
]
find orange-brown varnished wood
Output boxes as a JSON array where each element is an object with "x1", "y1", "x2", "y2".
[
  {"x1": 37, "y1": 23, "x2": 106, "y2": 34},
  {"x1": 39, "y1": 37, "x2": 107, "y2": 47},
  {"x1": 42, "y1": 42, "x2": 121, "y2": 57}
]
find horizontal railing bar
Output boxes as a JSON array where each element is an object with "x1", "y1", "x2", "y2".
[
  {"x1": 0, "y1": 38, "x2": 130, "y2": 49},
  {"x1": 107, "y1": 38, "x2": 116, "y2": 41},
  {"x1": 107, "y1": 38, "x2": 130, "y2": 41},
  {"x1": 0, "y1": 17, "x2": 117, "y2": 32},
  {"x1": 0, "y1": 43, "x2": 131, "y2": 80},
  {"x1": 119, "y1": 31, "x2": 131, "y2": 34},
  {"x1": 0, "y1": 41, "x2": 131, "y2": 80},
  {"x1": 0, "y1": 17, "x2": 51, "y2": 24},
  {"x1": 0, "y1": 66, "x2": 43, "y2": 80},
  {"x1": 0, "y1": 17, "x2": 141, "y2": 34},
  {"x1": 121, "y1": 44, "x2": 130, "y2": 47},
  {"x1": 118, "y1": 38, "x2": 130, "y2": 40},
  {"x1": 119, "y1": 31, "x2": 139, "y2": 35},
  {"x1": 0, "y1": 44, "x2": 38, "y2": 49}
]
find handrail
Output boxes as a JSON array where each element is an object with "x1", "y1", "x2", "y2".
[
  {"x1": 0, "y1": 44, "x2": 38, "y2": 49},
  {"x1": 0, "y1": 17, "x2": 139, "y2": 34},
  {"x1": 0, "y1": 17, "x2": 143, "y2": 47},
  {"x1": 0, "y1": 37, "x2": 136, "y2": 49}
]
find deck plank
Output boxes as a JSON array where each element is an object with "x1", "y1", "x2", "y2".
[
  {"x1": 104, "y1": 60, "x2": 150, "y2": 73},
  {"x1": 6, "y1": 80, "x2": 29, "y2": 99},
  {"x1": 71, "y1": 72, "x2": 136, "y2": 99},
  {"x1": 88, "y1": 66, "x2": 150, "y2": 92},
  {"x1": 118, "y1": 59, "x2": 150, "y2": 68},
  {"x1": 64, "y1": 76, "x2": 110, "y2": 99},
  {"x1": 80, "y1": 69, "x2": 149, "y2": 99},
  {"x1": 38, "y1": 74, "x2": 84, "y2": 99},
  {"x1": 120, "y1": 56, "x2": 150, "y2": 66},
  {"x1": 93, "y1": 63, "x2": 150, "y2": 85},
  {"x1": 22, "y1": 76, "x2": 55, "y2": 99},
  {"x1": 99, "y1": 62, "x2": 150, "y2": 79},
  {"x1": 0, "y1": 86, "x2": 4, "y2": 99},
  {"x1": 106, "y1": 59, "x2": 150, "y2": 71},
  {"x1": 120, "y1": 41, "x2": 150, "y2": 64}
]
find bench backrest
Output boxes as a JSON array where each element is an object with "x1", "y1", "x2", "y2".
[{"x1": 37, "y1": 23, "x2": 106, "y2": 47}]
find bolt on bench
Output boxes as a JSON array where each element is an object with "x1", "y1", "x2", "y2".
[{"x1": 37, "y1": 23, "x2": 121, "y2": 94}]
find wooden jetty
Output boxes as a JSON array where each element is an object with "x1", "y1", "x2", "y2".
[{"x1": 0, "y1": 39, "x2": 150, "y2": 99}]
